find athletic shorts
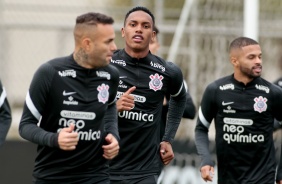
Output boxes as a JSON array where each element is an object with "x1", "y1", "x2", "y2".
[
  {"x1": 33, "y1": 177, "x2": 109, "y2": 184},
  {"x1": 110, "y1": 174, "x2": 158, "y2": 184}
]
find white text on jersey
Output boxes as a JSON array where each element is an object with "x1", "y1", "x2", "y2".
[
  {"x1": 58, "y1": 113, "x2": 101, "y2": 141},
  {"x1": 223, "y1": 118, "x2": 264, "y2": 144},
  {"x1": 150, "y1": 61, "x2": 165, "y2": 72},
  {"x1": 111, "y1": 59, "x2": 126, "y2": 66},
  {"x1": 118, "y1": 111, "x2": 153, "y2": 122},
  {"x1": 255, "y1": 84, "x2": 269, "y2": 93},
  {"x1": 96, "y1": 71, "x2": 111, "y2": 80},
  {"x1": 58, "y1": 70, "x2": 76, "y2": 78},
  {"x1": 219, "y1": 83, "x2": 234, "y2": 90}
]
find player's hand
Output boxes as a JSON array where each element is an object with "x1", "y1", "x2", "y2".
[
  {"x1": 200, "y1": 165, "x2": 214, "y2": 182},
  {"x1": 159, "y1": 141, "x2": 174, "y2": 165},
  {"x1": 102, "y1": 133, "x2": 119, "y2": 159},
  {"x1": 116, "y1": 86, "x2": 136, "y2": 112},
  {"x1": 58, "y1": 123, "x2": 79, "y2": 151},
  {"x1": 276, "y1": 180, "x2": 282, "y2": 184}
]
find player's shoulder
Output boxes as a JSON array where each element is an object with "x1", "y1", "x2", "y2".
[
  {"x1": 165, "y1": 60, "x2": 180, "y2": 69},
  {"x1": 111, "y1": 49, "x2": 128, "y2": 67},
  {"x1": 36, "y1": 55, "x2": 71, "y2": 77},
  {"x1": 112, "y1": 49, "x2": 123, "y2": 58},
  {"x1": 259, "y1": 77, "x2": 282, "y2": 94},
  {"x1": 161, "y1": 60, "x2": 183, "y2": 81},
  {"x1": 205, "y1": 75, "x2": 233, "y2": 91},
  {"x1": 104, "y1": 64, "x2": 120, "y2": 78},
  {"x1": 113, "y1": 49, "x2": 121, "y2": 54},
  {"x1": 202, "y1": 75, "x2": 236, "y2": 93},
  {"x1": 150, "y1": 55, "x2": 182, "y2": 74},
  {"x1": 47, "y1": 55, "x2": 71, "y2": 67},
  {"x1": 149, "y1": 54, "x2": 173, "y2": 67}
]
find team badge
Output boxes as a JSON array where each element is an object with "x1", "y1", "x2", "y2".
[
  {"x1": 253, "y1": 96, "x2": 267, "y2": 113},
  {"x1": 149, "y1": 73, "x2": 163, "y2": 91},
  {"x1": 97, "y1": 83, "x2": 109, "y2": 104}
]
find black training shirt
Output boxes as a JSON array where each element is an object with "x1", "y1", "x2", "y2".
[
  {"x1": 0, "y1": 80, "x2": 11, "y2": 147},
  {"x1": 195, "y1": 74, "x2": 282, "y2": 184},
  {"x1": 109, "y1": 49, "x2": 186, "y2": 177},
  {"x1": 19, "y1": 54, "x2": 119, "y2": 182}
]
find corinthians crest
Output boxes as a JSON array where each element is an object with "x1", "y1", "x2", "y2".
[
  {"x1": 149, "y1": 73, "x2": 163, "y2": 91},
  {"x1": 97, "y1": 83, "x2": 109, "y2": 104},
  {"x1": 253, "y1": 96, "x2": 268, "y2": 113}
]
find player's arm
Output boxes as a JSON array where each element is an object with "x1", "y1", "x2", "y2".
[
  {"x1": 103, "y1": 68, "x2": 120, "y2": 159},
  {"x1": 104, "y1": 102, "x2": 119, "y2": 140},
  {"x1": 276, "y1": 144, "x2": 282, "y2": 184},
  {"x1": 163, "y1": 85, "x2": 186, "y2": 143},
  {"x1": 103, "y1": 103, "x2": 119, "y2": 159},
  {"x1": 19, "y1": 63, "x2": 60, "y2": 148},
  {"x1": 195, "y1": 83, "x2": 217, "y2": 182},
  {"x1": 182, "y1": 92, "x2": 196, "y2": 119},
  {"x1": 0, "y1": 83, "x2": 12, "y2": 147},
  {"x1": 160, "y1": 85, "x2": 186, "y2": 165},
  {"x1": 162, "y1": 63, "x2": 186, "y2": 143},
  {"x1": 272, "y1": 86, "x2": 282, "y2": 183},
  {"x1": 165, "y1": 91, "x2": 196, "y2": 120},
  {"x1": 272, "y1": 86, "x2": 282, "y2": 132},
  {"x1": 272, "y1": 84, "x2": 282, "y2": 121},
  {"x1": 160, "y1": 63, "x2": 186, "y2": 164},
  {"x1": 104, "y1": 69, "x2": 120, "y2": 141}
]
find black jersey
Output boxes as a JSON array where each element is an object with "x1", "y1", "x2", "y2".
[
  {"x1": 195, "y1": 75, "x2": 282, "y2": 184},
  {"x1": 0, "y1": 80, "x2": 11, "y2": 147},
  {"x1": 161, "y1": 91, "x2": 196, "y2": 138},
  {"x1": 19, "y1": 54, "x2": 119, "y2": 182},
  {"x1": 273, "y1": 77, "x2": 282, "y2": 182},
  {"x1": 109, "y1": 49, "x2": 186, "y2": 177}
]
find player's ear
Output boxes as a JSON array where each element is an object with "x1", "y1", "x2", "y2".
[
  {"x1": 230, "y1": 56, "x2": 238, "y2": 66},
  {"x1": 82, "y1": 38, "x2": 91, "y2": 51},
  {"x1": 151, "y1": 30, "x2": 156, "y2": 41},
  {"x1": 121, "y1": 28, "x2": 125, "y2": 38}
]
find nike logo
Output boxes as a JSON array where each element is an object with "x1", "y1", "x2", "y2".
[
  {"x1": 119, "y1": 76, "x2": 127, "y2": 79},
  {"x1": 222, "y1": 101, "x2": 234, "y2": 106},
  {"x1": 63, "y1": 90, "x2": 76, "y2": 96}
]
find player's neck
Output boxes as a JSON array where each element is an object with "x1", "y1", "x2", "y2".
[
  {"x1": 234, "y1": 73, "x2": 254, "y2": 85},
  {"x1": 124, "y1": 47, "x2": 149, "y2": 59}
]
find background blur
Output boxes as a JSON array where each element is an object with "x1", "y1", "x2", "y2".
[{"x1": 0, "y1": 0, "x2": 282, "y2": 183}]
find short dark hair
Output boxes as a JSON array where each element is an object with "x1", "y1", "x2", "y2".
[
  {"x1": 76, "y1": 12, "x2": 114, "y2": 26},
  {"x1": 124, "y1": 6, "x2": 155, "y2": 26},
  {"x1": 229, "y1": 37, "x2": 259, "y2": 52}
]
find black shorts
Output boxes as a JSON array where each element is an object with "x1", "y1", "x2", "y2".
[
  {"x1": 110, "y1": 174, "x2": 158, "y2": 184},
  {"x1": 33, "y1": 177, "x2": 109, "y2": 184}
]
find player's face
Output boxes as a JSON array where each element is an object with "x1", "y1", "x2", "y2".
[
  {"x1": 237, "y1": 44, "x2": 262, "y2": 79},
  {"x1": 122, "y1": 10, "x2": 155, "y2": 53},
  {"x1": 89, "y1": 24, "x2": 117, "y2": 68}
]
